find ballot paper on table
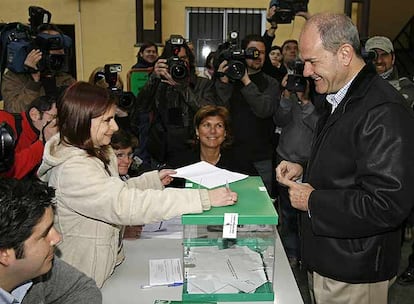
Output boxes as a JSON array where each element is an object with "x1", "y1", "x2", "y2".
[
  {"x1": 171, "y1": 161, "x2": 248, "y2": 189},
  {"x1": 149, "y1": 258, "x2": 183, "y2": 286},
  {"x1": 185, "y1": 245, "x2": 269, "y2": 294}
]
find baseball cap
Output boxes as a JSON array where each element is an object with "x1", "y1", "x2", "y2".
[{"x1": 365, "y1": 36, "x2": 394, "y2": 53}]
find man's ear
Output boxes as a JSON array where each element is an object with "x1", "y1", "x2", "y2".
[
  {"x1": 28, "y1": 107, "x2": 41, "y2": 122},
  {"x1": 338, "y1": 44, "x2": 353, "y2": 66},
  {"x1": 0, "y1": 248, "x2": 15, "y2": 267}
]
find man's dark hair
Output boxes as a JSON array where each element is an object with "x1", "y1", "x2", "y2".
[
  {"x1": 138, "y1": 41, "x2": 158, "y2": 57},
  {"x1": 0, "y1": 177, "x2": 55, "y2": 258},
  {"x1": 111, "y1": 128, "x2": 139, "y2": 150},
  {"x1": 36, "y1": 23, "x2": 64, "y2": 35},
  {"x1": 27, "y1": 95, "x2": 55, "y2": 113},
  {"x1": 241, "y1": 34, "x2": 265, "y2": 50}
]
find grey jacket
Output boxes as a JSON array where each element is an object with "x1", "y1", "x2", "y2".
[
  {"x1": 22, "y1": 257, "x2": 101, "y2": 304},
  {"x1": 274, "y1": 94, "x2": 319, "y2": 165}
]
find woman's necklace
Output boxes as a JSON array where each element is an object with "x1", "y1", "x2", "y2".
[{"x1": 201, "y1": 153, "x2": 221, "y2": 165}]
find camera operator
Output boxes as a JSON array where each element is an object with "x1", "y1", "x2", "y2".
[
  {"x1": 88, "y1": 65, "x2": 135, "y2": 133},
  {"x1": 262, "y1": 4, "x2": 310, "y2": 83},
  {"x1": 132, "y1": 35, "x2": 217, "y2": 169},
  {"x1": 1, "y1": 24, "x2": 75, "y2": 113},
  {"x1": 214, "y1": 34, "x2": 280, "y2": 195},
  {"x1": 0, "y1": 95, "x2": 58, "y2": 179}
]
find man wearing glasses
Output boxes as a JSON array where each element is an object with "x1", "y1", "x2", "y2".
[{"x1": 0, "y1": 95, "x2": 58, "y2": 179}]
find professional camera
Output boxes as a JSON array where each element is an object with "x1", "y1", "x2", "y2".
[
  {"x1": 268, "y1": 0, "x2": 309, "y2": 24},
  {"x1": 4, "y1": 6, "x2": 72, "y2": 74},
  {"x1": 286, "y1": 59, "x2": 306, "y2": 92},
  {"x1": 214, "y1": 31, "x2": 260, "y2": 81},
  {"x1": 360, "y1": 41, "x2": 378, "y2": 64},
  {"x1": 102, "y1": 64, "x2": 136, "y2": 112},
  {"x1": 166, "y1": 34, "x2": 189, "y2": 81}
]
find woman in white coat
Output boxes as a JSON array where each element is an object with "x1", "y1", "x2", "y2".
[{"x1": 37, "y1": 81, "x2": 237, "y2": 287}]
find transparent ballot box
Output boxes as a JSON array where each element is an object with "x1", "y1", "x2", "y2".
[{"x1": 182, "y1": 176, "x2": 278, "y2": 302}]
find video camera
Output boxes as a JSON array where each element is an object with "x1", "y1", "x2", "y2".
[
  {"x1": 286, "y1": 59, "x2": 307, "y2": 92},
  {"x1": 214, "y1": 31, "x2": 260, "y2": 81},
  {"x1": 100, "y1": 64, "x2": 136, "y2": 112},
  {"x1": 5, "y1": 6, "x2": 72, "y2": 75},
  {"x1": 269, "y1": 0, "x2": 309, "y2": 24},
  {"x1": 166, "y1": 34, "x2": 189, "y2": 81}
]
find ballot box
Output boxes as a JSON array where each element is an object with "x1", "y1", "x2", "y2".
[{"x1": 182, "y1": 176, "x2": 278, "y2": 302}]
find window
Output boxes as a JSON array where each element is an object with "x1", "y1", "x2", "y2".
[{"x1": 186, "y1": 7, "x2": 266, "y2": 68}]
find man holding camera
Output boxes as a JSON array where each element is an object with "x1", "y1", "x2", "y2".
[
  {"x1": 0, "y1": 95, "x2": 58, "y2": 179},
  {"x1": 215, "y1": 34, "x2": 280, "y2": 195},
  {"x1": 134, "y1": 35, "x2": 216, "y2": 169},
  {"x1": 1, "y1": 24, "x2": 75, "y2": 113}
]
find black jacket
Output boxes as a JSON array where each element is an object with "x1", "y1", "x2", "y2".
[{"x1": 302, "y1": 64, "x2": 414, "y2": 283}]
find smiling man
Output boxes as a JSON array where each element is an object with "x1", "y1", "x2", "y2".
[
  {"x1": 0, "y1": 177, "x2": 101, "y2": 304},
  {"x1": 276, "y1": 13, "x2": 414, "y2": 304},
  {"x1": 365, "y1": 36, "x2": 414, "y2": 109}
]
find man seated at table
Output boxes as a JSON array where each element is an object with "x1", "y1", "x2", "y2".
[{"x1": 0, "y1": 177, "x2": 101, "y2": 304}]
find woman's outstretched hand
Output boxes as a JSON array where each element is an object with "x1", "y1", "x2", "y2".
[
  {"x1": 208, "y1": 187, "x2": 238, "y2": 207},
  {"x1": 158, "y1": 169, "x2": 176, "y2": 186}
]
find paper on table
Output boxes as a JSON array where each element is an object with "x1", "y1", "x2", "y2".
[
  {"x1": 149, "y1": 258, "x2": 183, "y2": 286},
  {"x1": 171, "y1": 161, "x2": 248, "y2": 189},
  {"x1": 186, "y1": 246, "x2": 268, "y2": 294}
]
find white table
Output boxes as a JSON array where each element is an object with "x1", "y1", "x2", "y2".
[{"x1": 102, "y1": 230, "x2": 303, "y2": 304}]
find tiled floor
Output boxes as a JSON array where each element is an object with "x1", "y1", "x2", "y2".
[{"x1": 290, "y1": 240, "x2": 414, "y2": 304}]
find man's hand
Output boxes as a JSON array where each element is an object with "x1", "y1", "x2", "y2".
[
  {"x1": 41, "y1": 119, "x2": 58, "y2": 142},
  {"x1": 276, "y1": 160, "x2": 303, "y2": 184},
  {"x1": 24, "y1": 49, "x2": 42, "y2": 69},
  {"x1": 24, "y1": 49, "x2": 42, "y2": 82},
  {"x1": 295, "y1": 11, "x2": 311, "y2": 20},
  {"x1": 281, "y1": 179, "x2": 314, "y2": 211},
  {"x1": 153, "y1": 59, "x2": 177, "y2": 86},
  {"x1": 240, "y1": 69, "x2": 252, "y2": 86},
  {"x1": 216, "y1": 60, "x2": 230, "y2": 84}
]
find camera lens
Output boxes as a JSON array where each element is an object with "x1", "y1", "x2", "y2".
[
  {"x1": 170, "y1": 63, "x2": 188, "y2": 80},
  {"x1": 43, "y1": 54, "x2": 64, "y2": 72},
  {"x1": 118, "y1": 92, "x2": 135, "y2": 111},
  {"x1": 226, "y1": 60, "x2": 245, "y2": 80}
]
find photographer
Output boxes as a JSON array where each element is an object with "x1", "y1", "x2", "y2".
[
  {"x1": 88, "y1": 65, "x2": 134, "y2": 133},
  {"x1": 0, "y1": 95, "x2": 58, "y2": 179},
  {"x1": 262, "y1": 4, "x2": 310, "y2": 83},
  {"x1": 132, "y1": 35, "x2": 216, "y2": 169},
  {"x1": 214, "y1": 34, "x2": 280, "y2": 195},
  {"x1": 1, "y1": 24, "x2": 75, "y2": 113}
]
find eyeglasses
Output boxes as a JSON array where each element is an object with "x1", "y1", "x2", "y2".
[
  {"x1": 43, "y1": 112, "x2": 57, "y2": 120},
  {"x1": 115, "y1": 152, "x2": 134, "y2": 160}
]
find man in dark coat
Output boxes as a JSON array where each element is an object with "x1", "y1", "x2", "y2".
[{"x1": 276, "y1": 13, "x2": 414, "y2": 304}]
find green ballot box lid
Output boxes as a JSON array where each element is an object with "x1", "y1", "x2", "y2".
[{"x1": 182, "y1": 176, "x2": 278, "y2": 225}]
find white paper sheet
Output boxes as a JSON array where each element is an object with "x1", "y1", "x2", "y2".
[
  {"x1": 149, "y1": 258, "x2": 183, "y2": 286},
  {"x1": 172, "y1": 161, "x2": 248, "y2": 189}
]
